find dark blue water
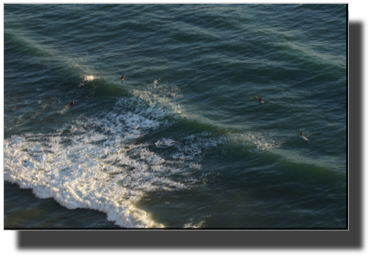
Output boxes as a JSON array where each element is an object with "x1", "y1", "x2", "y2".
[{"x1": 4, "y1": 4, "x2": 347, "y2": 228}]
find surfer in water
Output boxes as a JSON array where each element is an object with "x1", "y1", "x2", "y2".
[
  {"x1": 120, "y1": 75, "x2": 125, "y2": 82},
  {"x1": 300, "y1": 132, "x2": 308, "y2": 142},
  {"x1": 64, "y1": 101, "x2": 74, "y2": 109},
  {"x1": 259, "y1": 97, "x2": 263, "y2": 102}
]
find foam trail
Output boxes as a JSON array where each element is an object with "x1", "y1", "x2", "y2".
[{"x1": 3, "y1": 97, "x2": 197, "y2": 228}]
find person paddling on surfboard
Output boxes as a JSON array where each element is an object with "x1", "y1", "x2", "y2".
[
  {"x1": 300, "y1": 132, "x2": 309, "y2": 142},
  {"x1": 120, "y1": 75, "x2": 125, "y2": 82},
  {"x1": 69, "y1": 101, "x2": 74, "y2": 106}
]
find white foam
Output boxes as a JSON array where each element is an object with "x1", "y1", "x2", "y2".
[
  {"x1": 4, "y1": 97, "x2": 203, "y2": 228},
  {"x1": 4, "y1": 131, "x2": 182, "y2": 227},
  {"x1": 129, "y1": 80, "x2": 186, "y2": 118},
  {"x1": 189, "y1": 163, "x2": 202, "y2": 170},
  {"x1": 225, "y1": 131, "x2": 283, "y2": 152},
  {"x1": 183, "y1": 220, "x2": 205, "y2": 228},
  {"x1": 58, "y1": 105, "x2": 70, "y2": 114},
  {"x1": 79, "y1": 75, "x2": 99, "y2": 87},
  {"x1": 155, "y1": 138, "x2": 176, "y2": 148},
  {"x1": 83, "y1": 75, "x2": 98, "y2": 81}
]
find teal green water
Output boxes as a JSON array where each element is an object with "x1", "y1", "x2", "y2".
[{"x1": 4, "y1": 4, "x2": 347, "y2": 228}]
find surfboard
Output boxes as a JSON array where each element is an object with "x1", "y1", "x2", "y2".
[{"x1": 300, "y1": 135, "x2": 308, "y2": 142}]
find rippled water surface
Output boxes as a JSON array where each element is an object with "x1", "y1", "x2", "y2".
[{"x1": 4, "y1": 4, "x2": 347, "y2": 228}]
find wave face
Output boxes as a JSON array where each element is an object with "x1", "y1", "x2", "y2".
[{"x1": 4, "y1": 4, "x2": 347, "y2": 228}]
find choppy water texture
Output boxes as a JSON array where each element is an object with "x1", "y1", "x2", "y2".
[{"x1": 4, "y1": 4, "x2": 347, "y2": 228}]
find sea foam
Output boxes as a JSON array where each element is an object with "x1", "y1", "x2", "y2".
[{"x1": 3, "y1": 96, "x2": 195, "y2": 228}]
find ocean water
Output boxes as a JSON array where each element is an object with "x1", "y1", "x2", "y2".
[{"x1": 4, "y1": 4, "x2": 347, "y2": 229}]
